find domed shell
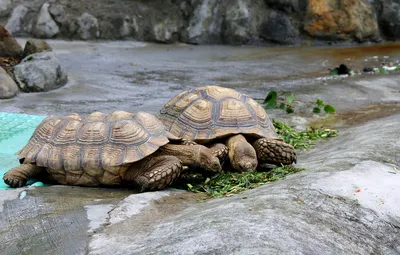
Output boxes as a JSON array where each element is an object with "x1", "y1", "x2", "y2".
[
  {"x1": 159, "y1": 86, "x2": 279, "y2": 142},
  {"x1": 17, "y1": 111, "x2": 171, "y2": 185}
]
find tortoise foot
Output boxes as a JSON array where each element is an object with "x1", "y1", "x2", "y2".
[
  {"x1": 253, "y1": 138, "x2": 297, "y2": 165},
  {"x1": 3, "y1": 172, "x2": 28, "y2": 188}
]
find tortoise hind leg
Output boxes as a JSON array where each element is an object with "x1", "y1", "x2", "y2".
[
  {"x1": 3, "y1": 164, "x2": 44, "y2": 188},
  {"x1": 253, "y1": 138, "x2": 297, "y2": 165},
  {"x1": 128, "y1": 155, "x2": 183, "y2": 192}
]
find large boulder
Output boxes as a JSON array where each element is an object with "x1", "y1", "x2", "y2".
[
  {"x1": 13, "y1": 52, "x2": 68, "y2": 92},
  {"x1": 23, "y1": 39, "x2": 52, "y2": 57},
  {"x1": 0, "y1": 0, "x2": 11, "y2": 18},
  {"x1": 0, "y1": 25, "x2": 23, "y2": 57},
  {"x1": 374, "y1": 0, "x2": 400, "y2": 40},
  {"x1": 0, "y1": 67, "x2": 19, "y2": 99},
  {"x1": 304, "y1": 0, "x2": 380, "y2": 42},
  {"x1": 34, "y1": 2, "x2": 60, "y2": 38},
  {"x1": 5, "y1": 5, "x2": 34, "y2": 36},
  {"x1": 260, "y1": 9, "x2": 301, "y2": 44},
  {"x1": 76, "y1": 12, "x2": 99, "y2": 40}
]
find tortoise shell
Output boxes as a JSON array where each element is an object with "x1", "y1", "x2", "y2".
[
  {"x1": 159, "y1": 86, "x2": 279, "y2": 142},
  {"x1": 18, "y1": 111, "x2": 172, "y2": 185}
]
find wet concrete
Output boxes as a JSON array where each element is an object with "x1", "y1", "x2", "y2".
[{"x1": 0, "y1": 40, "x2": 400, "y2": 255}]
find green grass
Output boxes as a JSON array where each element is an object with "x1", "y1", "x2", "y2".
[{"x1": 177, "y1": 121, "x2": 338, "y2": 197}]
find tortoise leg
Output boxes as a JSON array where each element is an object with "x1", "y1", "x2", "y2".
[
  {"x1": 3, "y1": 164, "x2": 44, "y2": 188},
  {"x1": 226, "y1": 134, "x2": 258, "y2": 172},
  {"x1": 253, "y1": 138, "x2": 297, "y2": 165},
  {"x1": 208, "y1": 143, "x2": 228, "y2": 165},
  {"x1": 130, "y1": 155, "x2": 183, "y2": 192}
]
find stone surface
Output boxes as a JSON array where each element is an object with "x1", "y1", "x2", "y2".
[
  {"x1": 0, "y1": 25, "x2": 23, "y2": 57},
  {"x1": 0, "y1": 0, "x2": 12, "y2": 18},
  {"x1": 304, "y1": 0, "x2": 380, "y2": 42},
  {"x1": 0, "y1": 67, "x2": 19, "y2": 99},
  {"x1": 260, "y1": 9, "x2": 300, "y2": 44},
  {"x1": 375, "y1": 0, "x2": 400, "y2": 40},
  {"x1": 13, "y1": 52, "x2": 67, "y2": 92},
  {"x1": 3, "y1": 0, "x2": 399, "y2": 45},
  {"x1": 23, "y1": 39, "x2": 52, "y2": 56},
  {"x1": 34, "y1": 2, "x2": 60, "y2": 38},
  {"x1": 0, "y1": 40, "x2": 399, "y2": 254},
  {"x1": 5, "y1": 5, "x2": 34, "y2": 36},
  {"x1": 76, "y1": 12, "x2": 99, "y2": 40}
]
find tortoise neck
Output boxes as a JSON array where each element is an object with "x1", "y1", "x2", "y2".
[{"x1": 158, "y1": 144, "x2": 200, "y2": 166}]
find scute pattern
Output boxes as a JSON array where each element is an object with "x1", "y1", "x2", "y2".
[
  {"x1": 159, "y1": 86, "x2": 279, "y2": 141},
  {"x1": 17, "y1": 111, "x2": 171, "y2": 184}
]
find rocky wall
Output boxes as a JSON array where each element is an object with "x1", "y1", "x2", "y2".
[{"x1": 0, "y1": 0, "x2": 398, "y2": 45}]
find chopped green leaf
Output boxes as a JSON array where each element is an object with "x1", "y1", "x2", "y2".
[
  {"x1": 313, "y1": 107, "x2": 321, "y2": 113},
  {"x1": 324, "y1": 104, "x2": 336, "y2": 113},
  {"x1": 286, "y1": 105, "x2": 294, "y2": 114},
  {"x1": 316, "y1": 99, "x2": 325, "y2": 107},
  {"x1": 279, "y1": 103, "x2": 285, "y2": 109},
  {"x1": 286, "y1": 93, "x2": 295, "y2": 104},
  {"x1": 263, "y1": 91, "x2": 278, "y2": 105}
]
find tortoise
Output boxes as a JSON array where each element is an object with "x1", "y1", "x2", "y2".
[
  {"x1": 158, "y1": 85, "x2": 296, "y2": 172},
  {"x1": 3, "y1": 111, "x2": 221, "y2": 192}
]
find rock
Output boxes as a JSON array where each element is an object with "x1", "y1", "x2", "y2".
[
  {"x1": 0, "y1": 0, "x2": 11, "y2": 18},
  {"x1": 222, "y1": 0, "x2": 252, "y2": 45},
  {"x1": 5, "y1": 5, "x2": 34, "y2": 36},
  {"x1": 0, "y1": 25, "x2": 23, "y2": 57},
  {"x1": 260, "y1": 10, "x2": 300, "y2": 44},
  {"x1": 87, "y1": 114, "x2": 400, "y2": 254},
  {"x1": 0, "y1": 67, "x2": 19, "y2": 99},
  {"x1": 77, "y1": 12, "x2": 99, "y2": 40},
  {"x1": 34, "y1": 3, "x2": 60, "y2": 38},
  {"x1": 13, "y1": 52, "x2": 68, "y2": 92},
  {"x1": 186, "y1": 0, "x2": 223, "y2": 44},
  {"x1": 304, "y1": 0, "x2": 379, "y2": 42},
  {"x1": 23, "y1": 39, "x2": 52, "y2": 57},
  {"x1": 375, "y1": 0, "x2": 400, "y2": 40},
  {"x1": 48, "y1": 4, "x2": 66, "y2": 24}
]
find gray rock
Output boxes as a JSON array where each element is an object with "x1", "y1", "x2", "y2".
[
  {"x1": 87, "y1": 114, "x2": 400, "y2": 255},
  {"x1": 48, "y1": 4, "x2": 66, "y2": 24},
  {"x1": 13, "y1": 52, "x2": 68, "y2": 92},
  {"x1": 23, "y1": 39, "x2": 52, "y2": 57},
  {"x1": 375, "y1": 0, "x2": 400, "y2": 40},
  {"x1": 0, "y1": 0, "x2": 11, "y2": 18},
  {"x1": 34, "y1": 2, "x2": 59, "y2": 38},
  {"x1": 222, "y1": 0, "x2": 252, "y2": 45},
  {"x1": 0, "y1": 67, "x2": 19, "y2": 99},
  {"x1": 5, "y1": 5, "x2": 33, "y2": 36},
  {"x1": 186, "y1": 0, "x2": 223, "y2": 44},
  {"x1": 260, "y1": 10, "x2": 300, "y2": 44},
  {"x1": 77, "y1": 12, "x2": 99, "y2": 40}
]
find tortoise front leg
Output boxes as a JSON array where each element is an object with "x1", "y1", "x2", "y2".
[
  {"x1": 208, "y1": 143, "x2": 228, "y2": 165},
  {"x1": 253, "y1": 138, "x2": 297, "y2": 165},
  {"x1": 128, "y1": 155, "x2": 183, "y2": 192},
  {"x1": 226, "y1": 134, "x2": 258, "y2": 172},
  {"x1": 3, "y1": 163, "x2": 44, "y2": 188}
]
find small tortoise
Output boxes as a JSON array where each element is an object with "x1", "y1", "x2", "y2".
[
  {"x1": 3, "y1": 111, "x2": 221, "y2": 191},
  {"x1": 158, "y1": 85, "x2": 296, "y2": 172}
]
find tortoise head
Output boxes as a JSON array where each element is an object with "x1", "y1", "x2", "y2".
[{"x1": 195, "y1": 145, "x2": 222, "y2": 173}]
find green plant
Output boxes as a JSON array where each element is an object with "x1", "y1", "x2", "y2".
[
  {"x1": 185, "y1": 165, "x2": 305, "y2": 197},
  {"x1": 262, "y1": 91, "x2": 295, "y2": 114},
  {"x1": 313, "y1": 99, "x2": 336, "y2": 114},
  {"x1": 176, "y1": 121, "x2": 338, "y2": 197}
]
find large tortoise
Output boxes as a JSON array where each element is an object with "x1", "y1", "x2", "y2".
[
  {"x1": 158, "y1": 86, "x2": 296, "y2": 172},
  {"x1": 3, "y1": 111, "x2": 221, "y2": 191}
]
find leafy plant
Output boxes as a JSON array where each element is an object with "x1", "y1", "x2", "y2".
[
  {"x1": 177, "y1": 121, "x2": 338, "y2": 197},
  {"x1": 185, "y1": 165, "x2": 305, "y2": 197},
  {"x1": 313, "y1": 99, "x2": 336, "y2": 114},
  {"x1": 273, "y1": 120, "x2": 338, "y2": 149},
  {"x1": 263, "y1": 91, "x2": 295, "y2": 114}
]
